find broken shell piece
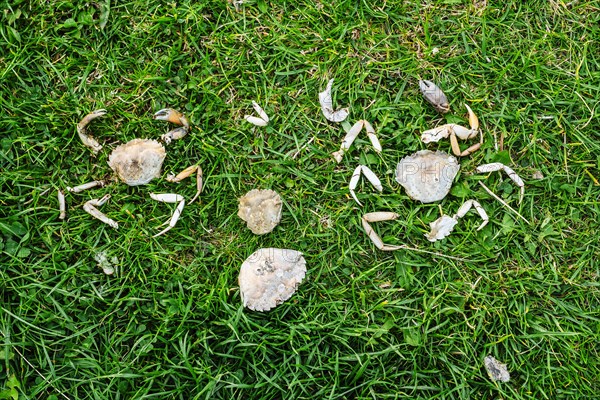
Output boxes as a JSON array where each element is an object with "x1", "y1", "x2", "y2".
[
  {"x1": 419, "y1": 80, "x2": 450, "y2": 113},
  {"x1": 238, "y1": 189, "x2": 283, "y2": 234},
  {"x1": 244, "y1": 101, "x2": 270, "y2": 126},
  {"x1": 484, "y1": 355, "x2": 511, "y2": 383},
  {"x1": 319, "y1": 78, "x2": 349, "y2": 122},
  {"x1": 239, "y1": 248, "x2": 306, "y2": 311},
  {"x1": 476, "y1": 162, "x2": 525, "y2": 204},
  {"x1": 395, "y1": 150, "x2": 460, "y2": 203},
  {"x1": 108, "y1": 139, "x2": 166, "y2": 186}
]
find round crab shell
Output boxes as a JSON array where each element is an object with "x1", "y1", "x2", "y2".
[
  {"x1": 239, "y1": 248, "x2": 306, "y2": 312},
  {"x1": 395, "y1": 150, "x2": 460, "y2": 203},
  {"x1": 237, "y1": 189, "x2": 283, "y2": 235},
  {"x1": 108, "y1": 139, "x2": 166, "y2": 186}
]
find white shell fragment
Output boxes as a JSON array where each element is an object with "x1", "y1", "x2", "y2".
[
  {"x1": 395, "y1": 150, "x2": 460, "y2": 203},
  {"x1": 237, "y1": 189, "x2": 283, "y2": 234},
  {"x1": 319, "y1": 78, "x2": 349, "y2": 122},
  {"x1": 108, "y1": 139, "x2": 166, "y2": 186},
  {"x1": 244, "y1": 101, "x2": 270, "y2": 126},
  {"x1": 484, "y1": 355, "x2": 511, "y2": 383},
  {"x1": 239, "y1": 248, "x2": 306, "y2": 311}
]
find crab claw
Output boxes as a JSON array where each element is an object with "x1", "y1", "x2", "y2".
[
  {"x1": 419, "y1": 80, "x2": 450, "y2": 113},
  {"x1": 154, "y1": 109, "x2": 190, "y2": 144}
]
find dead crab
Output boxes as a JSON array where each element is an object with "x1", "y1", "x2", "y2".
[{"x1": 63, "y1": 108, "x2": 202, "y2": 237}]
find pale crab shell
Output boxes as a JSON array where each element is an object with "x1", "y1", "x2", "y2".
[
  {"x1": 239, "y1": 248, "x2": 306, "y2": 312},
  {"x1": 237, "y1": 189, "x2": 283, "y2": 234},
  {"x1": 395, "y1": 150, "x2": 460, "y2": 203},
  {"x1": 108, "y1": 139, "x2": 166, "y2": 186}
]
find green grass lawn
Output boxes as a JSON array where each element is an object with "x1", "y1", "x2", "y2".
[{"x1": 1, "y1": 1, "x2": 599, "y2": 398}]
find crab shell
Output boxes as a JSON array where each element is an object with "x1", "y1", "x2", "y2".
[
  {"x1": 237, "y1": 189, "x2": 283, "y2": 234},
  {"x1": 108, "y1": 139, "x2": 166, "y2": 186},
  {"x1": 395, "y1": 150, "x2": 460, "y2": 203},
  {"x1": 238, "y1": 248, "x2": 306, "y2": 312}
]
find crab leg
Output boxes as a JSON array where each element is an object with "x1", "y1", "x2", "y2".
[
  {"x1": 476, "y1": 162, "x2": 525, "y2": 204},
  {"x1": 166, "y1": 165, "x2": 203, "y2": 204},
  {"x1": 77, "y1": 109, "x2": 107, "y2": 154},
  {"x1": 154, "y1": 109, "x2": 190, "y2": 144},
  {"x1": 57, "y1": 190, "x2": 66, "y2": 220},
  {"x1": 83, "y1": 194, "x2": 118, "y2": 229},
  {"x1": 319, "y1": 78, "x2": 349, "y2": 123},
  {"x1": 363, "y1": 120, "x2": 382, "y2": 153},
  {"x1": 454, "y1": 199, "x2": 489, "y2": 231},
  {"x1": 349, "y1": 165, "x2": 383, "y2": 206},
  {"x1": 67, "y1": 180, "x2": 106, "y2": 193},
  {"x1": 244, "y1": 101, "x2": 270, "y2": 126},
  {"x1": 361, "y1": 212, "x2": 402, "y2": 251},
  {"x1": 419, "y1": 80, "x2": 450, "y2": 113},
  {"x1": 333, "y1": 120, "x2": 382, "y2": 163},
  {"x1": 150, "y1": 193, "x2": 185, "y2": 237}
]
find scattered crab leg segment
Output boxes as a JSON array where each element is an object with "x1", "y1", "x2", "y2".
[
  {"x1": 363, "y1": 120, "x2": 382, "y2": 153},
  {"x1": 57, "y1": 190, "x2": 66, "y2": 220},
  {"x1": 66, "y1": 180, "x2": 106, "y2": 193},
  {"x1": 83, "y1": 194, "x2": 118, "y2": 229},
  {"x1": 319, "y1": 78, "x2": 349, "y2": 123},
  {"x1": 332, "y1": 120, "x2": 382, "y2": 163},
  {"x1": 361, "y1": 212, "x2": 403, "y2": 251},
  {"x1": 154, "y1": 109, "x2": 190, "y2": 144},
  {"x1": 150, "y1": 193, "x2": 185, "y2": 237},
  {"x1": 349, "y1": 165, "x2": 383, "y2": 206},
  {"x1": 454, "y1": 199, "x2": 489, "y2": 231},
  {"x1": 244, "y1": 101, "x2": 270, "y2": 126},
  {"x1": 166, "y1": 165, "x2": 203, "y2": 204},
  {"x1": 476, "y1": 162, "x2": 525, "y2": 204},
  {"x1": 77, "y1": 109, "x2": 107, "y2": 154}
]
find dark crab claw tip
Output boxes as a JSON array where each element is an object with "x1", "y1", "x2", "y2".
[
  {"x1": 153, "y1": 108, "x2": 174, "y2": 120},
  {"x1": 154, "y1": 108, "x2": 187, "y2": 126}
]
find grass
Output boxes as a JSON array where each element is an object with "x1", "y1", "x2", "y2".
[{"x1": 1, "y1": 0, "x2": 599, "y2": 398}]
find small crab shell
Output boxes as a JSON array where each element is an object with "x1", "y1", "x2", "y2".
[
  {"x1": 395, "y1": 150, "x2": 460, "y2": 203},
  {"x1": 237, "y1": 189, "x2": 283, "y2": 234},
  {"x1": 108, "y1": 139, "x2": 166, "y2": 186},
  {"x1": 239, "y1": 248, "x2": 306, "y2": 311}
]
